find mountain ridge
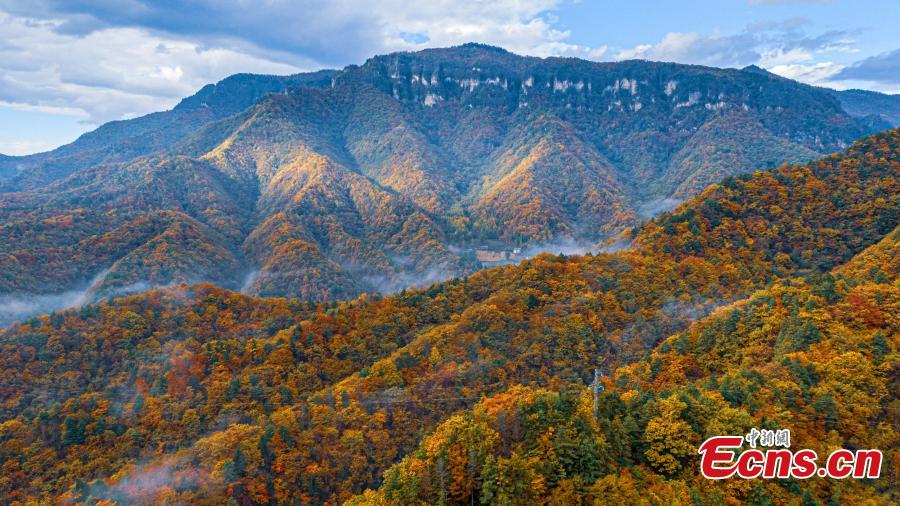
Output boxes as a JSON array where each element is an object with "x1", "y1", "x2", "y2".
[
  {"x1": 0, "y1": 44, "x2": 894, "y2": 321},
  {"x1": 0, "y1": 70, "x2": 337, "y2": 191},
  {"x1": 826, "y1": 87, "x2": 900, "y2": 128}
]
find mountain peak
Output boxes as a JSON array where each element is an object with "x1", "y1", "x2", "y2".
[
  {"x1": 741, "y1": 64, "x2": 778, "y2": 77},
  {"x1": 174, "y1": 70, "x2": 335, "y2": 113},
  {"x1": 455, "y1": 42, "x2": 511, "y2": 53}
]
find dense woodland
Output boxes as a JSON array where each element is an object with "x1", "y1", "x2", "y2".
[
  {"x1": 355, "y1": 228, "x2": 899, "y2": 505},
  {"x1": 0, "y1": 128, "x2": 896, "y2": 504}
]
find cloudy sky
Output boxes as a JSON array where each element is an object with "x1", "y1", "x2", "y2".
[{"x1": 1, "y1": 0, "x2": 898, "y2": 155}]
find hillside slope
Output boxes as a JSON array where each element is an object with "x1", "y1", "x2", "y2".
[
  {"x1": 0, "y1": 128, "x2": 895, "y2": 504},
  {"x1": 355, "y1": 228, "x2": 898, "y2": 504}
]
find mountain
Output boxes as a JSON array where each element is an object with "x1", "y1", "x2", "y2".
[
  {"x1": 0, "y1": 44, "x2": 886, "y2": 320},
  {"x1": 0, "y1": 155, "x2": 12, "y2": 182},
  {"x1": 828, "y1": 88, "x2": 900, "y2": 127},
  {"x1": 0, "y1": 70, "x2": 336, "y2": 192},
  {"x1": 742, "y1": 63, "x2": 900, "y2": 130},
  {"x1": 0, "y1": 128, "x2": 896, "y2": 504}
]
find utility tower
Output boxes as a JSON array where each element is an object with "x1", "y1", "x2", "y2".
[{"x1": 592, "y1": 368, "x2": 605, "y2": 421}]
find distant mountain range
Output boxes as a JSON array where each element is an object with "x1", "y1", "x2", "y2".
[
  {"x1": 739, "y1": 64, "x2": 900, "y2": 128},
  {"x1": 1, "y1": 43, "x2": 897, "y2": 313},
  {"x1": 827, "y1": 88, "x2": 900, "y2": 127}
]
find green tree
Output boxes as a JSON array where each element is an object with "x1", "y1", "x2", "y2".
[
  {"x1": 61, "y1": 416, "x2": 86, "y2": 447},
  {"x1": 644, "y1": 396, "x2": 696, "y2": 475}
]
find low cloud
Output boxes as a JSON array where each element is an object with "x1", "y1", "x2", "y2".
[
  {"x1": 520, "y1": 237, "x2": 597, "y2": 258},
  {"x1": 0, "y1": 269, "x2": 109, "y2": 324},
  {"x1": 0, "y1": 270, "x2": 164, "y2": 325},
  {"x1": 85, "y1": 460, "x2": 207, "y2": 504},
  {"x1": 0, "y1": 289, "x2": 90, "y2": 324},
  {"x1": 637, "y1": 198, "x2": 683, "y2": 219},
  {"x1": 239, "y1": 269, "x2": 260, "y2": 294},
  {"x1": 363, "y1": 264, "x2": 462, "y2": 294}
]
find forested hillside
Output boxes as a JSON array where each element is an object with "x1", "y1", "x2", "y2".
[
  {"x1": 353, "y1": 226, "x2": 898, "y2": 505},
  {"x1": 0, "y1": 44, "x2": 886, "y2": 314},
  {"x1": 0, "y1": 128, "x2": 895, "y2": 504}
]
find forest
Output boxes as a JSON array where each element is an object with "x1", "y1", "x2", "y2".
[{"x1": 0, "y1": 128, "x2": 896, "y2": 504}]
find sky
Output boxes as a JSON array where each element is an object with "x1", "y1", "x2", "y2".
[{"x1": 1, "y1": 0, "x2": 898, "y2": 156}]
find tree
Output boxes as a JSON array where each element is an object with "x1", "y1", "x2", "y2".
[
  {"x1": 775, "y1": 313, "x2": 821, "y2": 355},
  {"x1": 644, "y1": 396, "x2": 696, "y2": 475},
  {"x1": 61, "y1": 416, "x2": 86, "y2": 447},
  {"x1": 222, "y1": 447, "x2": 246, "y2": 484}
]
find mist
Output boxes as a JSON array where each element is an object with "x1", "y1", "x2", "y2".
[
  {"x1": 0, "y1": 271, "x2": 160, "y2": 326},
  {"x1": 520, "y1": 236, "x2": 598, "y2": 258},
  {"x1": 239, "y1": 269, "x2": 260, "y2": 294},
  {"x1": 85, "y1": 460, "x2": 205, "y2": 504},
  {"x1": 0, "y1": 270, "x2": 110, "y2": 325},
  {"x1": 637, "y1": 197, "x2": 683, "y2": 219},
  {"x1": 0, "y1": 289, "x2": 92, "y2": 325},
  {"x1": 362, "y1": 263, "x2": 463, "y2": 294},
  {"x1": 0, "y1": 234, "x2": 634, "y2": 325}
]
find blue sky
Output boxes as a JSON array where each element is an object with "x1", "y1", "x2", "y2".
[{"x1": 1, "y1": 0, "x2": 897, "y2": 155}]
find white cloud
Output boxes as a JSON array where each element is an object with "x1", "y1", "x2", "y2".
[
  {"x1": 587, "y1": 45, "x2": 609, "y2": 59},
  {"x1": 609, "y1": 22, "x2": 900, "y2": 93},
  {"x1": 834, "y1": 48, "x2": 900, "y2": 89},
  {"x1": 0, "y1": 0, "x2": 893, "y2": 148},
  {"x1": 1, "y1": 1, "x2": 610, "y2": 64},
  {"x1": 768, "y1": 61, "x2": 844, "y2": 84},
  {"x1": 612, "y1": 20, "x2": 861, "y2": 70},
  {"x1": 758, "y1": 49, "x2": 900, "y2": 93},
  {"x1": 0, "y1": 11, "x2": 304, "y2": 125},
  {"x1": 371, "y1": 0, "x2": 602, "y2": 58},
  {"x1": 0, "y1": 139, "x2": 60, "y2": 156},
  {"x1": 615, "y1": 31, "x2": 759, "y2": 67},
  {"x1": 757, "y1": 47, "x2": 812, "y2": 67},
  {"x1": 0, "y1": 100, "x2": 88, "y2": 117},
  {"x1": 0, "y1": 2, "x2": 614, "y2": 128}
]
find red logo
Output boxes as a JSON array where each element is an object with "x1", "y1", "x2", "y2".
[{"x1": 698, "y1": 430, "x2": 882, "y2": 480}]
